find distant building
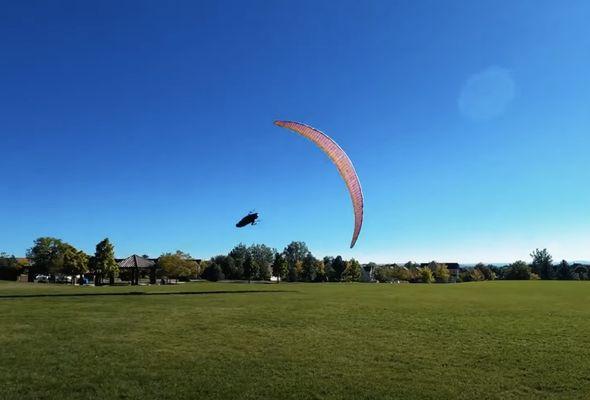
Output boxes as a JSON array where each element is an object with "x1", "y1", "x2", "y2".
[{"x1": 360, "y1": 264, "x2": 375, "y2": 282}]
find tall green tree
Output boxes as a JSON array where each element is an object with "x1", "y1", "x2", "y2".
[
  {"x1": 331, "y1": 256, "x2": 347, "y2": 282},
  {"x1": 301, "y1": 253, "x2": 319, "y2": 282},
  {"x1": 94, "y1": 238, "x2": 117, "y2": 285},
  {"x1": 271, "y1": 253, "x2": 288, "y2": 283},
  {"x1": 557, "y1": 260, "x2": 573, "y2": 280},
  {"x1": 243, "y1": 254, "x2": 256, "y2": 283},
  {"x1": 322, "y1": 256, "x2": 335, "y2": 281},
  {"x1": 62, "y1": 245, "x2": 89, "y2": 284},
  {"x1": 202, "y1": 260, "x2": 224, "y2": 281},
  {"x1": 341, "y1": 259, "x2": 361, "y2": 282},
  {"x1": 530, "y1": 248, "x2": 554, "y2": 279},
  {"x1": 197, "y1": 260, "x2": 209, "y2": 277},
  {"x1": 228, "y1": 243, "x2": 248, "y2": 279},
  {"x1": 283, "y1": 241, "x2": 310, "y2": 282},
  {"x1": 210, "y1": 255, "x2": 238, "y2": 280},
  {"x1": 26, "y1": 237, "x2": 67, "y2": 280},
  {"x1": 314, "y1": 259, "x2": 326, "y2": 282},
  {"x1": 249, "y1": 244, "x2": 274, "y2": 280}
]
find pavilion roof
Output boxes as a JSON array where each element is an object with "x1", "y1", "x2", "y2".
[{"x1": 117, "y1": 254, "x2": 156, "y2": 269}]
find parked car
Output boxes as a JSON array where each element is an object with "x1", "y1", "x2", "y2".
[
  {"x1": 55, "y1": 275, "x2": 72, "y2": 284},
  {"x1": 35, "y1": 274, "x2": 50, "y2": 283}
]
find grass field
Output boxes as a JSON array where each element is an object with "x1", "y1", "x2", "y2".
[{"x1": 1, "y1": 281, "x2": 589, "y2": 400}]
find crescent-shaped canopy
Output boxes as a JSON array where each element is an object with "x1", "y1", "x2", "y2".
[{"x1": 274, "y1": 120, "x2": 364, "y2": 248}]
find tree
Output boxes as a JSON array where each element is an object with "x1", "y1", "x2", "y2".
[
  {"x1": 341, "y1": 259, "x2": 361, "y2": 282},
  {"x1": 210, "y1": 255, "x2": 238, "y2": 280},
  {"x1": 0, "y1": 253, "x2": 21, "y2": 281},
  {"x1": 323, "y1": 256, "x2": 334, "y2": 279},
  {"x1": 491, "y1": 265, "x2": 506, "y2": 280},
  {"x1": 283, "y1": 241, "x2": 310, "y2": 282},
  {"x1": 271, "y1": 253, "x2": 288, "y2": 283},
  {"x1": 62, "y1": 245, "x2": 89, "y2": 284},
  {"x1": 374, "y1": 264, "x2": 410, "y2": 282},
  {"x1": 505, "y1": 261, "x2": 532, "y2": 280},
  {"x1": 314, "y1": 259, "x2": 327, "y2": 282},
  {"x1": 404, "y1": 262, "x2": 420, "y2": 282},
  {"x1": 202, "y1": 261, "x2": 224, "y2": 281},
  {"x1": 301, "y1": 253, "x2": 319, "y2": 282},
  {"x1": 431, "y1": 261, "x2": 451, "y2": 283},
  {"x1": 228, "y1": 244, "x2": 248, "y2": 279},
  {"x1": 557, "y1": 260, "x2": 573, "y2": 280},
  {"x1": 460, "y1": 268, "x2": 484, "y2": 282},
  {"x1": 158, "y1": 251, "x2": 197, "y2": 283},
  {"x1": 419, "y1": 267, "x2": 434, "y2": 283},
  {"x1": 374, "y1": 265, "x2": 394, "y2": 283},
  {"x1": 88, "y1": 256, "x2": 97, "y2": 280},
  {"x1": 249, "y1": 244, "x2": 274, "y2": 281},
  {"x1": 428, "y1": 262, "x2": 450, "y2": 283},
  {"x1": 474, "y1": 263, "x2": 496, "y2": 280},
  {"x1": 530, "y1": 248, "x2": 554, "y2": 280},
  {"x1": 331, "y1": 256, "x2": 347, "y2": 282},
  {"x1": 243, "y1": 254, "x2": 256, "y2": 283},
  {"x1": 94, "y1": 238, "x2": 118, "y2": 285},
  {"x1": 26, "y1": 237, "x2": 67, "y2": 281},
  {"x1": 198, "y1": 260, "x2": 210, "y2": 278}
]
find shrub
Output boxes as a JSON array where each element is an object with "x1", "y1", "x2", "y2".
[
  {"x1": 474, "y1": 263, "x2": 496, "y2": 280},
  {"x1": 460, "y1": 268, "x2": 484, "y2": 282},
  {"x1": 419, "y1": 268, "x2": 434, "y2": 283},
  {"x1": 505, "y1": 261, "x2": 532, "y2": 280},
  {"x1": 202, "y1": 264, "x2": 225, "y2": 282},
  {"x1": 374, "y1": 265, "x2": 410, "y2": 282},
  {"x1": 433, "y1": 264, "x2": 450, "y2": 283},
  {"x1": 0, "y1": 256, "x2": 21, "y2": 281}
]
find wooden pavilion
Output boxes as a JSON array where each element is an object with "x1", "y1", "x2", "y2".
[{"x1": 117, "y1": 254, "x2": 157, "y2": 285}]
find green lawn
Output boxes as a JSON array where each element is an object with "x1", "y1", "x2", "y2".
[{"x1": 1, "y1": 281, "x2": 589, "y2": 400}]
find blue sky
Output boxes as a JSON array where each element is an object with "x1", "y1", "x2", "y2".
[{"x1": 1, "y1": 1, "x2": 589, "y2": 263}]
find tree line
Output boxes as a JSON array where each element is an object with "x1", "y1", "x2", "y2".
[
  {"x1": 200, "y1": 241, "x2": 362, "y2": 283},
  {"x1": 13, "y1": 237, "x2": 202, "y2": 285},
  {"x1": 0, "y1": 238, "x2": 363, "y2": 284},
  {"x1": 5, "y1": 237, "x2": 120, "y2": 284},
  {"x1": 371, "y1": 248, "x2": 588, "y2": 283},
  {"x1": 1, "y1": 239, "x2": 588, "y2": 284}
]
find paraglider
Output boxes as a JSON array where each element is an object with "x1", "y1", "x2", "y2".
[
  {"x1": 274, "y1": 120, "x2": 364, "y2": 248},
  {"x1": 236, "y1": 211, "x2": 259, "y2": 228}
]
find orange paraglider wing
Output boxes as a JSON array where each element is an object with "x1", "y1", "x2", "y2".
[{"x1": 274, "y1": 120, "x2": 364, "y2": 248}]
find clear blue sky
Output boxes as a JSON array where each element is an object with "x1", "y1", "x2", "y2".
[{"x1": 2, "y1": 1, "x2": 589, "y2": 263}]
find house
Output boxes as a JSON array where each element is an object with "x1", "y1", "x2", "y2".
[{"x1": 360, "y1": 264, "x2": 376, "y2": 282}]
